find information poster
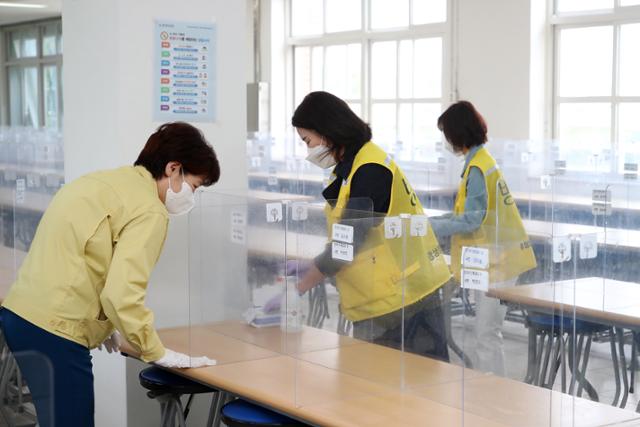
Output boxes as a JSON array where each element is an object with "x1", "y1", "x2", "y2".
[{"x1": 154, "y1": 20, "x2": 216, "y2": 122}]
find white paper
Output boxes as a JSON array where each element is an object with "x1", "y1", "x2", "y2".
[
  {"x1": 331, "y1": 242, "x2": 354, "y2": 262},
  {"x1": 266, "y1": 203, "x2": 283, "y2": 223},
  {"x1": 15, "y1": 179, "x2": 25, "y2": 205},
  {"x1": 384, "y1": 216, "x2": 402, "y2": 239},
  {"x1": 230, "y1": 226, "x2": 246, "y2": 244},
  {"x1": 461, "y1": 268, "x2": 489, "y2": 292},
  {"x1": 291, "y1": 202, "x2": 309, "y2": 221},
  {"x1": 231, "y1": 210, "x2": 246, "y2": 226},
  {"x1": 410, "y1": 215, "x2": 429, "y2": 237},
  {"x1": 579, "y1": 233, "x2": 598, "y2": 260},
  {"x1": 332, "y1": 223, "x2": 354, "y2": 244},
  {"x1": 461, "y1": 246, "x2": 489, "y2": 270},
  {"x1": 552, "y1": 236, "x2": 572, "y2": 263}
]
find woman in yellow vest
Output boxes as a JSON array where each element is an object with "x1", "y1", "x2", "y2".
[
  {"x1": 430, "y1": 101, "x2": 536, "y2": 375},
  {"x1": 291, "y1": 91, "x2": 452, "y2": 360},
  {"x1": 0, "y1": 122, "x2": 218, "y2": 427}
]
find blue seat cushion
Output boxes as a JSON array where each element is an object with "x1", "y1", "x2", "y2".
[
  {"x1": 139, "y1": 367, "x2": 213, "y2": 395},
  {"x1": 528, "y1": 314, "x2": 607, "y2": 333},
  {"x1": 221, "y1": 399, "x2": 304, "y2": 426}
]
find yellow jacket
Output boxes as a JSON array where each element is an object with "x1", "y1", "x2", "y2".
[
  {"x1": 327, "y1": 142, "x2": 451, "y2": 321},
  {"x1": 2, "y1": 166, "x2": 169, "y2": 362}
]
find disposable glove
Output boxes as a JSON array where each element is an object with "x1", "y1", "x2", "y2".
[
  {"x1": 154, "y1": 348, "x2": 217, "y2": 368},
  {"x1": 285, "y1": 259, "x2": 312, "y2": 276},
  {"x1": 97, "y1": 331, "x2": 122, "y2": 354}
]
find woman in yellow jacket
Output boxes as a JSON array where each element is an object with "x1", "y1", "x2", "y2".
[
  {"x1": 0, "y1": 122, "x2": 219, "y2": 427},
  {"x1": 292, "y1": 92, "x2": 452, "y2": 359},
  {"x1": 430, "y1": 101, "x2": 536, "y2": 375}
]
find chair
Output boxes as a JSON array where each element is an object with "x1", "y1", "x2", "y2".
[
  {"x1": 220, "y1": 399, "x2": 308, "y2": 427},
  {"x1": 139, "y1": 366, "x2": 222, "y2": 427}
]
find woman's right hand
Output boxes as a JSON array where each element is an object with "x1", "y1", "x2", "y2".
[{"x1": 154, "y1": 348, "x2": 216, "y2": 368}]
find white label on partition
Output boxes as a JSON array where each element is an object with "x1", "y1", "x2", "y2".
[
  {"x1": 231, "y1": 210, "x2": 246, "y2": 227},
  {"x1": 384, "y1": 216, "x2": 402, "y2": 239},
  {"x1": 291, "y1": 202, "x2": 308, "y2": 221},
  {"x1": 540, "y1": 175, "x2": 551, "y2": 190},
  {"x1": 26, "y1": 173, "x2": 40, "y2": 188},
  {"x1": 592, "y1": 189, "x2": 611, "y2": 203},
  {"x1": 579, "y1": 233, "x2": 598, "y2": 260},
  {"x1": 266, "y1": 203, "x2": 283, "y2": 223},
  {"x1": 591, "y1": 202, "x2": 612, "y2": 216},
  {"x1": 461, "y1": 268, "x2": 489, "y2": 292},
  {"x1": 331, "y1": 242, "x2": 354, "y2": 262},
  {"x1": 230, "y1": 226, "x2": 246, "y2": 244},
  {"x1": 332, "y1": 223, "x2": 354, "y2": 244},
  {"x1": 15, "y1": 179, "x2": 25, "y2": 205},
  {"x1": 461, "y1": 246, "x2": 489, "y2": 270},
  {"x1": 410, "y1": 215, "x2": 429, "y2": 237},
  {"x1": 552, "y1": 236, "x2": 572, "y2": 263}
]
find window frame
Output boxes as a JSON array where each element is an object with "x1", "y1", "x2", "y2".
[
  {"x1": 551, "y1": 2, "x2": 640, "y2": 173},
  {"x1": 1, "y1": 18, "x2": 63, "y2": 129},
  {"x1": 285, "y1": 0, "x2": 452, "y2": 163}
]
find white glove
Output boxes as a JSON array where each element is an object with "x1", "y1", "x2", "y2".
[
  {"x1": 154, "y1": 348, "x2": 217, "y2": 368},
  {"x1": 97, "y1": 331, "x2": 122, "y2": 354}
]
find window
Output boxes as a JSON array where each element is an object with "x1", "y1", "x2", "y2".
[
  {"x1": 286, "y1": 0, "x2": 449, "y2": 163},
  {"x1": 2, "y1": 20, "x2": 63, "y2": 129},
  {"x1": 552, "y1": 3, "x2": 640, "y2": 172}
]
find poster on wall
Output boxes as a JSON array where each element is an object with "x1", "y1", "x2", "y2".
[{"x1": 153, "y1": 20, "x2": 216, "y2": 122}]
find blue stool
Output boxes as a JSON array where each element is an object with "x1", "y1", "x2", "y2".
[
  {"x1": 524, "y1": 313, "x2": 605, "y2": 401},
  {"x1": 220, "y1": 399, "x2": 307, "y2": 427},
  {"x1": 139, "y1": 367, "x2": 222, "y2": 427}
]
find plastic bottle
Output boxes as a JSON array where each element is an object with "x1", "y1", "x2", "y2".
[{"x1": 280, "y1": 275, "x2": 302, "y2": 333}]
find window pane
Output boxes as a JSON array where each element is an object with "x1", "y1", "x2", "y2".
[
  {"x1": 619, "y1": 23, "x2": 640, "y2": 96},
  {"x1": 294, "y1": 47, "x2": 311, "y2": 106},
  {"x1": 371, "y1": 103, "x2": 397, "y2": 152},
  {"x1": 412, "y1": 0, "x2": 447, "y2": 24},
  {"x1": 398, "y1": 40, "x2": 413, "y2": 99},
  {"x1": 414, "y1": 37, "x2": 442, "y2": 98},
  {"x1": 371, "y1": 0, "x2": 409, "y2": 29},
  {"x1": 619, "y1": 103, "x2": 640, "y2": 167},
  {"x1": 347, "y1": 102, "x2": 362, "y2": 118},
  {"x1": 326, "y1": 0, "x2": 361, "y2": 32},
  {"x1": 621, "y1": 0, "x2": 640, "y2": 5},
  {"x1": 558, "y1": 26, "x2": 612, "y2": 97},
  {"x1": 44, "y1": 66, "x2": 59, "y2": 128},
  {"x1": 413, "y1": 103, "x2": 442, "y2": 161},
  {"x1": 371, "y1": 41, "x2": 397, "y2": 99},
  {"x1": 311, "y1": 46, "x2": 323, "y2": 91},
  {"x1": 9, "y1": 66, "x2": 40, "y2": 127},
  {"x1": 556, "y1": 0, "x2": 612, "y2": 12},
  {"x1": 397, "y1": 103, "x2": 413, "y2": 160},
  {"x1": 8, "y1": 28, "x2": 38, "y2": 59},
  {"x1": 291, "y1": 0, "x2": 323, "y2": 36},
  {"x1": 43, "y1": 22, "x2": 61, "y2": 56},
  {"x1": 346, "y1": 44, "x2": 361, "y2": 99},
  {"x1": 325, "y1": 45, "x2": 348, "y2": 98},
  {"x1": 558, "y1": 102, "x2": 611, "y2": 155}
]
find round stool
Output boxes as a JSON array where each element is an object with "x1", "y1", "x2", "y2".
[
  {"x1": 139, "y1": 367, "x2": 219, "y2": 427},
  {"x1": 220, "y1": 399, "x2": 308, "y2": 427}
]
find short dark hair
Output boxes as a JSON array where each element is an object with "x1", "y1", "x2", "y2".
[
  {"x1": 291, "y1": 91, "x2": 372, "y2": 161},
  {"x1": 437, "y1": 101, "x2": 488, "y2": 152},
  {"x1": 135, "y1": 122, "x2": 220, "y2": 186}
]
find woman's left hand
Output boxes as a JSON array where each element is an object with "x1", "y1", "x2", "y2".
[{"x1": 98, "y1": 331, "x2": 122, "y2": 353}]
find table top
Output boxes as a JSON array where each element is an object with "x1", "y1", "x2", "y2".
[
  {"x1": 122, "y1": 321, "x2": 640, "y2": 426},
  {"x1": 488, "y1": 277, "x2": 640, "y2": 329}
]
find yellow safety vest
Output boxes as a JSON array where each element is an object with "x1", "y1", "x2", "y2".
[
  {"x1": 326, "y1": 142, "x2": 451, "y2": 322},
  {"x1": 451, "y1": 147, "x2": 536, "y2": 283}
]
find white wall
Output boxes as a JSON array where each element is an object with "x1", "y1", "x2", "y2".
[
  {"x1": 456, "y1": 0, "x2": 547, "y2": 141},
  {"x1": 63, "y1": 0, "x2": 248, "y2": 425}
]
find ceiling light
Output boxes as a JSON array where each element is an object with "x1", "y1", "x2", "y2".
[{"x1": 0, "y1": 2, "x2": 46, "y2": 8}]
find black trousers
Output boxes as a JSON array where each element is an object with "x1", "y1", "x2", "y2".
[{"x1": 352, "y1": 289, "x2": 450, "y2": 362}]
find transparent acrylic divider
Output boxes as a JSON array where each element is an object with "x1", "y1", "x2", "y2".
[{"x1": 0, "y1": 347, "x2": 53, "y2": 427}]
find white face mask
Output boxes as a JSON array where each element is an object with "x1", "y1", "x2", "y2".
[
  {"x1": 306, "y1": 145, "x2": 337, "y2": 169},
  {"x1": 165, "y1": 169, "x2": 195, "y2": 216}
]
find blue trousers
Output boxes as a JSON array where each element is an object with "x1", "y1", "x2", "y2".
[{"x1": 0, "y1": 308, "x2": 95, "y2": 427}]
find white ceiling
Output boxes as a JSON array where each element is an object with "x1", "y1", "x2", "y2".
[{"x1": 0, "y1": 0, "x2": 61, "y2": 26}]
